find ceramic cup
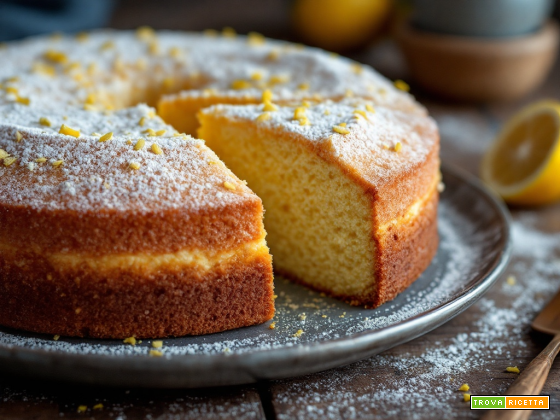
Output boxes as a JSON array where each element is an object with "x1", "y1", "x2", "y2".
[{"x1": 412, "y1": 0, "x2": 555, "y2": 38}]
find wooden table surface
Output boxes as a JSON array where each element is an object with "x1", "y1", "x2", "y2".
[{"x1": 2, "y1": 2, "x2": 560, "y2": 419}]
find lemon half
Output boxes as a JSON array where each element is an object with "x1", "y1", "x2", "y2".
[{"x1": 481, "y1": 100, "x2": 560, "y2": 206}]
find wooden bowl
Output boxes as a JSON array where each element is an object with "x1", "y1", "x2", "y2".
[{"x1": 397, "y1": 20, "x2": 559, "y2": 102}]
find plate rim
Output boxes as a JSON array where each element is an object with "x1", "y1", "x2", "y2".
[{"x1": 0, "y1": 163, "x2": 512, "y2": 388}]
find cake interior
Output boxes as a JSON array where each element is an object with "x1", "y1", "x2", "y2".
[{"x1": 198, "y1": 117, "x2": 377, "y2": 301}]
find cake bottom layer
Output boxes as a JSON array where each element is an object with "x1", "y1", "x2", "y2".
[{"x1": 0, "y1": 242, "x2": 274, "y2": 338}]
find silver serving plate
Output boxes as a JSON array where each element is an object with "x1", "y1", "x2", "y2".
[{"x1": 0, "y1": 164, "x2": 511, "y2": 388}]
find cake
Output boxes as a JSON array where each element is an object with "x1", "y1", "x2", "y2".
[
  {"x1": 0, "y1": 28, "x2": 438, "y2": 338},
  {"x1": 198, "y1": 99, "x2": 439, "y2": 307}
]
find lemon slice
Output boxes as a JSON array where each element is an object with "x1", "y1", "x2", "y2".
[{"x1": 481, "y1": 100, "x2": 560, "y2": 206}]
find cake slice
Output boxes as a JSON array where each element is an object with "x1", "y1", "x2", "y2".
[{"x1": 198, "y1": 98, "x2": 440, "y2": 307}]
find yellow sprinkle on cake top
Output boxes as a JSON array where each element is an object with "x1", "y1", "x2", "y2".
[
  {"x1": 353, "y1": 110, "x2": 367, "y2": 119},
  {"x1": 123, "y1": 337, "x2": 137, "y2": 345},
  {"x1": 155, "y1": 129, "x2": 166, "y2": 136},
  {"x1": 136, "y1": 25, "x2": 156, "y2": 41},
  {"x1": 3, "y1": 156, "x2": 17, "y2": 167},
  {"x1": 365, "y1": 103, "x2": 375, "y2": 113},
  {"x1": 77, "y1": 405, "x2": 87, "y2": 413},
  {"x1": 16, "y1": 96, "x2": 30, "y2": 105},
  {"x1": 267, "y1": 49, "x2": 280, "y2": 61},
  {"x1": 333, "y1": 125, "x2": 350, "y2": 135},
  {"x1": 269, "y1": 74, "x2": 289, "y2": 84},
  {"x1": 138, "y1": 116, "x2": 147, "y2": 127},
  {"x1": 352, "y1": 63, "x2": 363, "y2": 74},
  {"x1": 224, "y1": 181, "x2": 236, "y2": 190},
  {"x1": 53, "y1": 335, "x2": 60, "y2": 341},
  {"x1": 39, "y1": 117, "x2": 52, "y2": 127},
  {"x1": 263, "y1": 100, "x2": 278, "y2": 112},
  {"x1": 222, "y1": 27, "x2": 236, "y2": 38},
  {"x1": 458, "y1": 383, "x2": 470, "y2": 392},
  {"x1": 100, "y1": 40, "x2": 114, "y2": 51},
  {"x1": 152, "y1": 340, "x2": 163, "y2": 348},
  {"x1": 256, "y1": 112, "x2": 271, "y2": 122},
  {"x1": 204, "y1": 29, "x2": 218, "y2": 37},
  {"x1": 507, "y1": 275, "x2": 517, "y2": 285},
  {"x1": 99, "y1": 132, "x2": 113, "y2": 142},
  {"x1": 93, "y1": 403, "x2": 103, "y2": 410},
  {"x1": 506, "y1": 366, "x2": 520, "y2": 373},
  {"x1": 394, "y1": 79, "x2": 410, "y2": 92},
  {"x1": 0, "y1": 149, "x2": 9, "y2": 159},
  {"x1": 134, "y1": 138, "x2": 145, "y2": 151},
  {"x1": 15, "y1": 131, "x2": 23, "y2": 142},
  {"x1": 59, "y1": 124, "x2": 80, "y2": 137},
  {"x1": 44, "y1": 49, "x2": 68, "y2": 64},
  {"x1": 463, "y1": 394, "x2": 471, "y2": 402},
  {"x1": 231, "y1": 79, "x2": 251, "y2": 90},
  {"x1": 149, "y1": 349, "x2": 163, "y2": 357},
  {"x1": 262, "y1": 89, "x2": 273, "y2": 103},
  {"x1": 250, "y1": 71, "x2": 263, "y2": 81},
  {"x1": 298, "y1": 83, "x2": 309, "y2": 91},
  {"x1": 35, "y1": 157, "x2": 47, "y2": 163},
  {"x1": 151, "y1": 143, "x2": 163, "y2": 155},
  {"x1": 294, "y1": 107, "x2": 306, "y2": 120},
  {"x1": 395, "y1": 142, "x2": 402, "y2": 152},
  {"x1": 76, "y1": 32, "x2": 89, "y2": 42},
  {"x1": 248, "y1": 32, "x2": 265, "y2": 46},
  {"x1": 85, "y1": 93, "x2": 96, "y2": 105},
  {"x1": 299, "y1": 117, "x2": 310, "y2": 126},
  {"x1": 51, "y1": 159, "x2": 64, "y2": 168},
  {"x1": 129, "y1": 161, "x2": 141, "y2": 170}
]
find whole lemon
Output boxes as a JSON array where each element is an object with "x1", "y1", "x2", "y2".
[{"x1": 292, "y1": 0, "x2": 392, "y2": 51}]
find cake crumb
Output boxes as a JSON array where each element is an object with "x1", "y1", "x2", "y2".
[
  {"x1": 299, "y1": 313, "x2": 307, "y2": 321},
  {"x1": 93, "y1": 403, "x2": 103, "y2": 410},
  {"x1": 53, "y1": 335, "x2": 60, "y2": 341},
  {"x1": 506, "y1": 366, "x2": 520, "y2": 374},
  {"x1": 293, "y1": 329, "x2": 304, "y2": 338},
  {"x1": 506, "y1": 275, "x2": 517, "y2": 285},
  {"x1": 458, "y1": 383, "x2": 469, "y2": 392},
  {"x1": 77, "y1": 405, "x2": 87, "y2": 413},
  {"x1": 322, "y1": 315, "x2": 327, "y2": 318},
  {"x1": 269, "y1": 322, "x2": 276, "y2": 329}
]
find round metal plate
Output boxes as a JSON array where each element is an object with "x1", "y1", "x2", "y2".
[{"x1": 0, "y1": 164, "x2": 512, "y2": 388}]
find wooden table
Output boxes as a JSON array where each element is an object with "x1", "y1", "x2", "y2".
[{"x1": 2, "y1": 3, "x2": 560, "y2": 419}]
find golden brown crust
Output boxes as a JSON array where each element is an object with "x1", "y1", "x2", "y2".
[
  {"x1": 371, "y1": 190, "x2": 439, "y2": 308},
  {"x1": 0, "y1": 246, "x2": 274, "y2": 338},
  {"x1": 0, "y1": 198, "x2": 265, "y2": 255}
]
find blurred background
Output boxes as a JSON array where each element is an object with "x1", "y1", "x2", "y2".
[{"x1": 1, "y1": 0, "x2": 559, "y2": 105}]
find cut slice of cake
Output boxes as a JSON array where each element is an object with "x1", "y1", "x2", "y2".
[{"x1": 198, "y1": 98, "x2": 440, "y2": 307}]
